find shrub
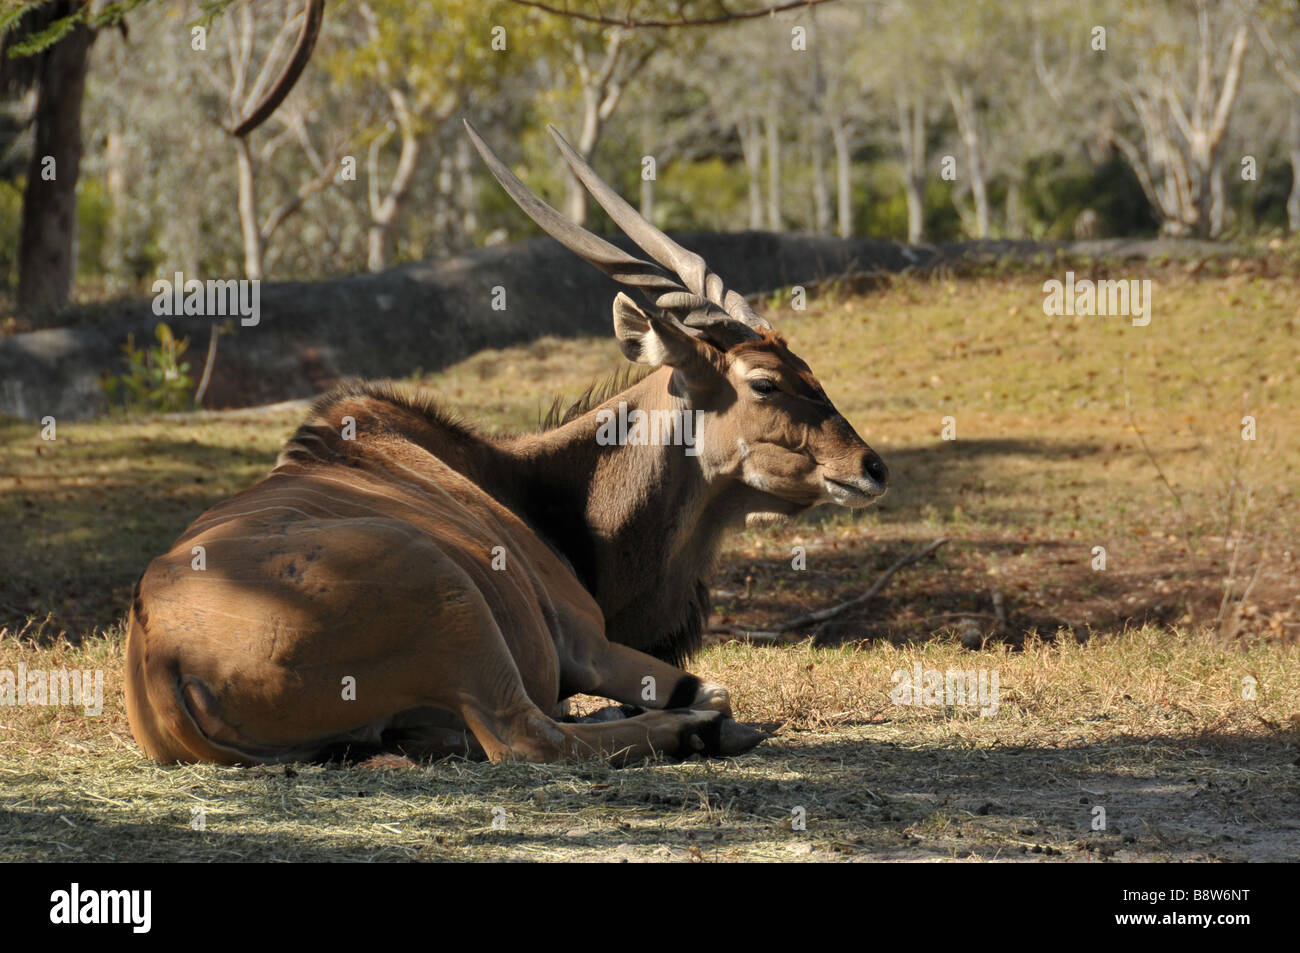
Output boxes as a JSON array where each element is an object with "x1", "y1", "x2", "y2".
[{"x1": 100, "y1": 322, "x2": 195, "y2": 413}]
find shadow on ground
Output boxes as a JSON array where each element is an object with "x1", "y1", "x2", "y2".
[{"x1": 3, "y1": 728, "x2": 1293, "y2": 862}]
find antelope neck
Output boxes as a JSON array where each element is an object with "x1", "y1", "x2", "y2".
[{"x1": 500, "y1": 370, "x2": 732, "y2": 657}]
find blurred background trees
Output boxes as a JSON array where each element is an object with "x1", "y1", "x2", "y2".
[{"x1": 0, "y1": 0, "x2": 1293, "y2": 323}]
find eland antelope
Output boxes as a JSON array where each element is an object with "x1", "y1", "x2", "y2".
[{"x1": 124, "y1": 122, "x2": 889, "y2": 766}]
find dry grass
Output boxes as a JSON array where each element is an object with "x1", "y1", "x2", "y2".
[{"x1": 3, "y1": 624, "x2": 1297, "y2": 862}]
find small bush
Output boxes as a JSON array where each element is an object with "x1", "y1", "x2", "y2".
[{"x1": 100, "y1": 322, "x2": 195, "y2": 413}]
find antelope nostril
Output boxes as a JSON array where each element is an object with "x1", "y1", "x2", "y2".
[{"x1": 864, "y1": 452, "x2": 889, "y2": 486}]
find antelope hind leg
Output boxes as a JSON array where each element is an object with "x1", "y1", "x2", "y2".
[{"x1": 460, "y1": 696, "x2": 761, "y2": 765}]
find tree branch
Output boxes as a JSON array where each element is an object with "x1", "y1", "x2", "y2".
[
  {"x1": 1208, "y1": 25, "x2": 1250, "y2": 145},
  {"x1": 230, "y1": 0, "x2": 325, "y2": 138},
  {"x1": 1251, "y1": 14, "x2": 1300, "y2": 97},
  {"x1": 709, "y1": 537, "x2": 951, "y2": 640},
  {"x1": 260, "y1": 154, "x2": 341, "y2": 242},
  {"x1": 503, "y1": 0, "x2": 838, "y2": 28}
]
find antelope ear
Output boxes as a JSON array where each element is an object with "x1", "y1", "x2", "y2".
[{"x1": 612, "y1": 292, "x2": 711, "y2": 371}]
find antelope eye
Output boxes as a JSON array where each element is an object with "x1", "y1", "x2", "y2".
[{"x1": 749, "y1": 378, "x2": 778, "y2": 396}]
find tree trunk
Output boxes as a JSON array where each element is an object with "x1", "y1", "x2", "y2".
[
  {"x1": 457, "y1": 134, "x2": 479, "y2": 242},
  {"x1": 429, "y1": 152, "x2": 456, "y2": 256},
  {"x1": 235, "y1": 137, "x2": 264, "y2": 280},
  {"x1": 367, "y1": 90, "x2": 421, "y2": 273},
  {"x1": 945, "y1": 78, "x2": 990, "y2": 239},
  {"x1": 896, "y1": 93, "x2": 926, "y2": 244},
  {"x1": 965, "y1": 138, "x2": 989, "y2": 238},
  {"x1": 16, "y1": 22, "x2": 96, "y2": 320},
  {"x1": 1289, "y1": 106, "x2": 1300, "y2": 234},
  {"x1": 640, "y1": 174, "x2": 654, "y2": 222},
  {"x1": 366, "y1": 225, "x2": 388, "y2": 272},
  {"x1": 904, "y1": 177, "x2": 925, "y2": 244},
  {"x1": 1208, "y1": 161, "x2": 1224, "y2": 238},
  {"x1": 103, "y1": 125, "x2": 127, "y2": 288},
  {"x1": 738, "y1": 117, "x2": 764, "y2": 229},
  {"x1": 1005, "y1": 178, "x2": 1023, "y2": 238},
  {"x1": 765, "y1": 111, "x2": 781, "y2": 231},
  {"x1": 1109, "y1": 18, "x2": 1248, "y2": 239},
  {"x1": 811, "y1": 118, "x2": 831, "y2": 234},
  {"x1": 565, "y1": 87, "x2": 602, "y2": 226},
  {"x1": 831, "y1": 118, "x2": 852, "y2": 239}
]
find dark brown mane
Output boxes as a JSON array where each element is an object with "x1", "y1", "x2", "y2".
[
  {"x1": 540, "y1": 364, "x2": 654, "y2": 430},
  {"x1": 307, "y1": 370, "x2": 660, "y2": 444},
  {"x1": 309, "y1": 378, "x2": 480, "y2": 439}
]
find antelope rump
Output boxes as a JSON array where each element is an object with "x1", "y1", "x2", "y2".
[{"x1": 124, "y1": 122, "x2": 889, "y2": 766}]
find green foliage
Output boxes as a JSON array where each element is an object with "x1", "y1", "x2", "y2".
[
  {"x1": 922, "y1": 179, "x2": 965, "y2": 242},
  {"x1": 101, "y1": 322, "x2": 195, "y2": 413},
  {"x1": 1, "y1": 0, "x2": 152, "y2": 58},
  {"x1": 323, "y1": 0, "x2": 525, "y2": 135},
  {"x1": 1019, "y1": 154, "x2": 1158, "y2": 239},
  {"x1": 193, "y1": 1, "x2": 239, "y2": 31},
  {"x1": 858, "y1": 168, "x2": 911, "y2": 241},
  {"x1": 855, "y1": 165, "x2": 964, "y2": 242},
  {"x1": 0, "y1": 178, "x2": 20, "y2": 289},
  {"x1": 1235, "y1": 156, "x2": 1293, "y2": 235},
  {"x1": 76, "y1": 176, "x2": 109, "y2": 279},
  {"x1": 657, "y1": 158, "x2": 747, "y2": 232}
]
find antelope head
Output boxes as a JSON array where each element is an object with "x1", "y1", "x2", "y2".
[{"x1": 464, "y1": 121, "x2": 888, "y2": 519}]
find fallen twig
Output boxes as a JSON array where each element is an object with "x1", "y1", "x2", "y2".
[
  {"x1": 921, "y1": 611, "x2": 1000, "y2": 623},
  {"x1": 709, "y1": 537, "x2": 952, "y2": 640}
]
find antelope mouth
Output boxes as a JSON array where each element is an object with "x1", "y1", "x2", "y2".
[{"x1": 822, "y1": 476, "x2": 886, "y2": 507}]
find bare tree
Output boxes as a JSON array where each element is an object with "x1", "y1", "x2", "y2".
[
  {"x1": 737, "y1": 114, "x2": 765, "y2": 228},
  {"x1": 807, "y1": 0, "x2": 874, "y2": 238},
  {"x1": 764, "y1": 106, "x2": 783, "y2": 230},
  {"x1": 1102, "y1": 0, "x2": 1251, "y2": 237},
  {"x1": 702, "y1": 25, "x2": 772, "y2": 229},
  {"x1": 199, "y1": 0, "x2": 340, "y2": 280},
  {"x1": 809, "y1": 113, "x2": 831, "y2": 233},
  {"x1": 563, "y1": 27, "x2": 661, "y2": 224},
  {"x1": 1247, "y1": 0, "x2": 1300, "y2": 231},
  {"x1": 356, "y1": 2, "x2": 423, "y2": 272},
  {"x1": 870, "y1": 0, "x2": 939, "y2": 244},
  {"x1": 894, "y1": 91, "x2": 928, "y2": 243},
  {"x1": 942, "y1": 75, "x2": 991, "y2": 238},
  {"x1": 929, "y1": 0, "x2": 1030, "y2": 240},
  {"x1": 829, "y1": 114, "x2": 854, "y2": 237}
]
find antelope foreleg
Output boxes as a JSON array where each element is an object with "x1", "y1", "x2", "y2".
[{"x1": 563, "y1": 641, "x2": 734, "y2": 717}]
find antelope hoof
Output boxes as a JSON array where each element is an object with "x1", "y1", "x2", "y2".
[
  {"x1": 693, "y1": 682, "x2": 733, "y2": 718},
  {"x1": 684, "y1": 713, "x2": 765, "y2": 758}
]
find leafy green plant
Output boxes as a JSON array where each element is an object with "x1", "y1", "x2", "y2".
[{"x1": 101, "y1": 322, "x2": 195, "y2": 413}]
